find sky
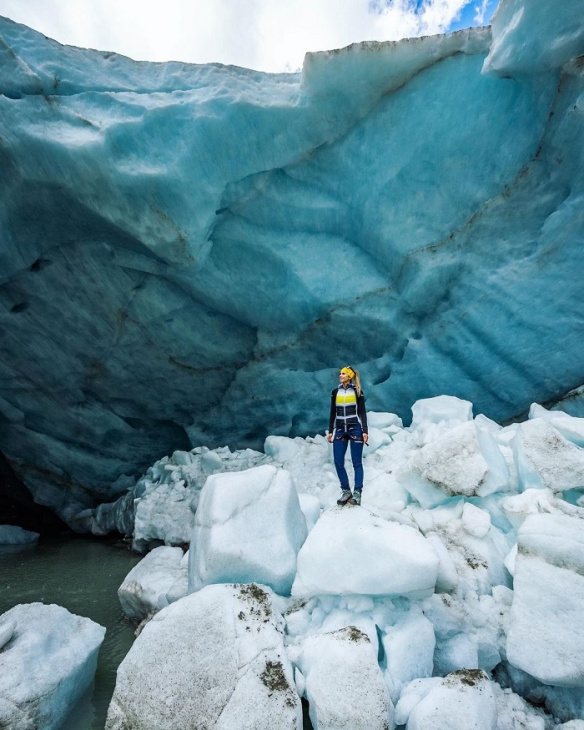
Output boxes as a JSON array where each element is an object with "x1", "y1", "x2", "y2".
[{"x1": 0, "y1": 0, "x2": 497, "y2": 73}]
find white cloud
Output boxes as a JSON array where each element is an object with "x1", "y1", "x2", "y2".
[
  {"x1": 474, "y1": 0, "x2": 490, "y2": 24},
  {"x1": 0, "y1": 0, "x2": 482, "y2": 72}
]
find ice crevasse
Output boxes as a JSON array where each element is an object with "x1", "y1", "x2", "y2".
[
  {"x1": 0, "y1": 0, "x2": 583, "y2": 524},
  {"x1": 108, "y1": 393, "x2": 584, "y2": 729}
]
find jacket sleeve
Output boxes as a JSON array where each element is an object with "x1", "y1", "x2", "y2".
[
  {"x1": 328, "y1": 389, "x2": 336, "y2": 434},
  {"x1": 357, "y1": 392, "x2": 368, "y2": 434}
]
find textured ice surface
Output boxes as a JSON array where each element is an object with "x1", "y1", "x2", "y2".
[
  {"x1": 484, "y1": 0, "x2": 584, "y2": 75},
  {"x1": 106, "y1": 584, "x2": 301, "y2": 730},
  {"x1": 293, "y1": 627, "x2": 392, "y2": 730},
  {"x1": 382, "y1": 611, "x2": 435, "y2": 702},
  {"x1": 1, "y1": 6, "x2": 583, "y2": 519},
  {"x1": 131, "y1": 445, "x2": 267, "y2": 552},
  {"x1": 118, "y1": 545, "x2": 188, "y2": 620},
  {"x1": 400, "y1": 421, "x2": 505, "y2": 506},
  {"x1": 0, "y1": 603, "x2": 105, "y2": 730},
  {"x1": 512, "y1": 420, "x2": 584, "y2": 493},
  {"x1": 506, "y1": 512, "x2": 584, "y2": 687},
  {"x1": 189, "y1": 465, "x2": 307, "y2": 595},
  {"x1": 493, "y1": 684, "x2": 546, "y2": 730},
  {"x1": 291, "y1": 507, "x2": 439, "y2": 598},
  {"x1": 398, "y1": 670, "x2": 497, "y2": 730}
]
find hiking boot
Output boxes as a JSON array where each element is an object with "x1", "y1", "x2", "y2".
[
  {"x1": 349, "y1": 490, "x2": 362, "y2": 506},
  {"x1": 337, "y1": 489, "x2": 352, "y2": 506}
]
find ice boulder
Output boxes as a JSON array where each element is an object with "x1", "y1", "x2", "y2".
[
  {"x1": 118, "y1": 546, "x2": 188, "y2": 620},
  {"x1": 292, "y1": 507, "x2": 439, "y2": 598},
  {"x1": 423, "y1": 586, "x2": 513, "y2": 677},
  {"x1": 382, "y1": 611, "x2": 435, "y2": 702},
  {"x1": 362, "y1": 470, "x2": 409, "y2": 518},
  {"x1": 501, "y1": 488, "x2": 558, "y2": 530},
  {"x1": 397, "y1": 670, "x2": 497, "y2": 730},
  {"x1": 400, "y1": 421, "x2": 509, "y2": 508},
  {"x1": 294, "y1": 627, "x2": 393, "y2": 730},
  {"x1": 494, "y1": 684, "x2": 546, "y2": 730},
  {"x1": 417, "y1": 500, "x2": 511, "y2": 597},
  {"x1": 0, "y1": 525, "x2": 39, "y2": 544},
  {"x1": 106, "y1": 583, "x2": 301, "y2": 730},
  {"x1": 0, "y1": 603, "x2": 105, "y2": 730},
  {"x1": 410, "y1": 396, "x2": 473, "y2": 431},
  {"x1": 189, "y1": 465, "x2": 307, "y2": 595},
  {"x1": 367, "y1": 411, "x2": 403, "y2": 431},
  {"x1": 512, "y1": 420, "x2": 584, "y2": 493},
  {"x1": 133, "y1": 445, "x2": 267, "y2": 552},
  {"x1": 264, "y1": 435, "x2": 338, "y2": 507},
  {"x1": 506, "y1": 512, "x2": 584, "y2": 687},
  {"x1": 529, "y1": 404, "x2": 584, "y2": 448},
  {"x1": 461, "y1": 502, "x2": 492, "y2": 538}
]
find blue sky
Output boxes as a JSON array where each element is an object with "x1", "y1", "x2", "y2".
[
  {"x1": 450, "y1": 0, "x2": 497, "y2": 30},
  {"x1": 0, "y1": 0, "x2": 499, "y2": 72}
]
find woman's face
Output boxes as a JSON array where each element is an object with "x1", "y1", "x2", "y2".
[{"x1": 339, "y1": 371, "x2": 350, "y2": 385}]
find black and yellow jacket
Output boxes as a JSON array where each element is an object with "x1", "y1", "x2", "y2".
[{"x1": 328, "y1": 385, "x2": 368, "y2": 434}]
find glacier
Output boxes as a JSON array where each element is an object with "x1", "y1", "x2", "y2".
[{"x1": 0, "y1": 0, "x2": 583, "y2": 521}]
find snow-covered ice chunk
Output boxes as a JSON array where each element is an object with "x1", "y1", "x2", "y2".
[
  {"x1": 264, "y1": 435, "x2": 338, "y2": 508},
  {"x1": 529, "y1": 404, "x2": 584, "y2": 448},
  {"x1": 368, "y1": 412, "x2": 403, "y2": 431},
  {"x1": 512, "y1": 420, "x2": 584, "y2": 493},
  {"x1": 298, "y1": 493, "x2": 321, "y2": 532},
  {"x1": 0, "y1": 525, "x2": 39, "y2": 544},
  {"x1": 118, "y1": 546, "x2": 188, "y2": 620},
  {"x1": 362, "y1": 470, "x2": 409, "y2": 517},
  {"x1": 292, "y1": 507, "x2": 439, "y2": 598},
  {"x1": 507, "y1": 512, "x2": 584, "y2": 687},
  {"x1": 399, "y1": 421, "x2": 510, "y2": 508},
  {"x1": 502, "y1": 488, "x2": 557, "y2": 530},
  {"x1": 493, "y1": 684, "x2": 546, "y2": 730},
  {"x1": 484, "y1": 0, "x2": 584, "y2": 76},
  {"x1": 424, "y1": 587, "x2": 513, "y2": 676},
  {"x1": 382, "y1": 611, "x2": 435, "y2": 702},
  {"x1": 410, "y1": 498, "x2": 511, "y2": 596},
  {"x1": 461, "y1": 502, "x2": 491, "y2": 538},
  {"x1": 366, "y1": 426, "x2": 393, "y2": 452},
  {"x1": 133, "y1": 445, "x2": 267, "y2": 552},
  {"x1": 400, "y1": 670, "x2": 497, "y2": 730},
  {"x1": 106, "y1": 583, "x2": 301, "y2": 730},
  {"x1": 189, "y1": 465, "x2": 307, "y2": 595},
  {"x1": 425, "y1": 532, "x2": 459, "y2": 593},
  {"x1": 284, "y1": 594, "x2": 399, "y2": 658},
  {"x1": 394, "y1": 678, "x2": 442, "y2": 726},
  {"x1": 294, "y1": 627, "x2": 393, "y2": 730},
  {"x1": 410, "y1": 396, "x2": 473, "y2": 431},
  {"x1": 0, "y1": 603, "x2": 105, "y2": 730},
  {"x1": 504, "y1": 544, "x2": 517, "y2": 576},
  {"x1": 433, "y1": 632, "x2": 479, "y2": 674}
]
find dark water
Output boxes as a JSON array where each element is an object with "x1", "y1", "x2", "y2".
[{"x1": 0, "y1": 536, "x2": 141, "y2": 729}]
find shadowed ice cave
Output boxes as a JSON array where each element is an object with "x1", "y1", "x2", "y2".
[{"x1": 0, "y1": 7, "x2": 583, "y2": 524}]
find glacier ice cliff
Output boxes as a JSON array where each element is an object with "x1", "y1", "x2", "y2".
[{"x1": 0, "y1": 0, "x2": 583, "y2": 522}]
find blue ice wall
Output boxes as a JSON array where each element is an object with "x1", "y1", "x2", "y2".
[{"x1": 0, "y1": 1, "x2": 583, "y2": 521}]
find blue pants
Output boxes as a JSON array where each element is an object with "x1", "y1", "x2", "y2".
[{"x1": 333, "y1": 424, "x2": 364, "y2": 491}]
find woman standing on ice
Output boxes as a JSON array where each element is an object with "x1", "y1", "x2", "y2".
[{"x1": 327, "y1": 366, "x2": 368, "y2": 506}]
